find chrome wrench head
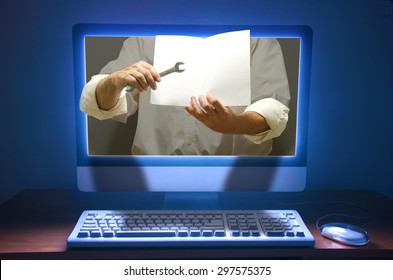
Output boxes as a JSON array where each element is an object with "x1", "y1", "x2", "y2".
[
  {"x1": 159, "y1": 61, "x2": 185, "y2": 77},
  {"x1": 174, "y1": 62, "x2": 185, "y2": 73}
]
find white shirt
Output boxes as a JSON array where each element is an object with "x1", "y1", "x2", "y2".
[{"x1": 80, "y1": 37, "x2": 290, "y2": 155}]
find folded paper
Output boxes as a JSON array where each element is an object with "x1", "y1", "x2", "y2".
[{"x1": 150, "y1": 30, "x2": 251, "y2": 106}]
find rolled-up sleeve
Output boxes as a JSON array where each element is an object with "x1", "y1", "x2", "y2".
[
  {"x1": 244, "y1": 98, "x2": 289, "y2": 144},
  {"x1": 79, "y1": 74, "x2": 133, "y2": 123}
]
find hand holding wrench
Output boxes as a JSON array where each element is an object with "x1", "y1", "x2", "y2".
[{"x1": 126, "y1": 62, "x2": 185, "y2": 92}]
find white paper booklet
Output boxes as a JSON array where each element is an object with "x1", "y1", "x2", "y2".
[{"x1": 150, "y1": 30, "x2": 251, "y2": 106}]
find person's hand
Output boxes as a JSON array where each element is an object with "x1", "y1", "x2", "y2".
[
  {"x1": 185, "y1": 94, "x2": 241, "y2": 134},
  {"x1": 96, "y1": 61, "x2": 160, "y2": 110},
  {"x1": 185, "y1": 94, "x2": 270, "y2": 135},
  {"x1": 109, "y1": 60, "x2": 161, "y2": 93}
]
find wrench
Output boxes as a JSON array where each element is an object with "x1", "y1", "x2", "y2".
[
  {"x1": 125, "y1": 62, "x2": 185, "y2": 92},
  {"x1": 159, "y1": 61, "x2": 185, "y2": 77}
]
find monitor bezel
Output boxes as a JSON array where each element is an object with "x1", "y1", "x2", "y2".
[{"x1": 73, "y1": 24, "x2": 312, "y2": 192}]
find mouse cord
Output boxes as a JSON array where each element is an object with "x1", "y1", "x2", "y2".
[
  {"x1": 267, "y1": 193, "x2": 371, "y2": 230},
  {"x1": 314, "y1": 210, "x2": 371, "y2": 230}
]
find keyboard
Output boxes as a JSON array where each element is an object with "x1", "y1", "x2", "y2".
[{"x1": 67, "y1": 210, "x2": 314, "y2": 247}]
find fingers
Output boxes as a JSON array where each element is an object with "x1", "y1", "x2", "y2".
[
  {"x1": 206, "y1": 94, "x2": 225, "y2": 113},
  {"x1": 188, "y1": 96, "x2": 205, "y2": 117},
  {"x1": 185, "y1": 95, "x2": 219, "y2": 121},
  {"x1": 122, "y1": 61, "x2": 161, "y2": 92},
  {"x1": 137, "y1": 61, "x2": 161, "y2": 83},
  {"x1": 185, "y1": 94, "x2": 235, "y2": 134},
  {"x1": 198, "y1": 95, "x2": 217, "y2": 114}
]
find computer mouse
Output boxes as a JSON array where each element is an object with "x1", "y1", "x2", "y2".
[{"x1": 320, "y1": 222, "x2": 369, "y2": 246}]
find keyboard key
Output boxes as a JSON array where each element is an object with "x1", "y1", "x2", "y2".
[
  {"x1": 249, "y1": 224, "x2": 258, "y2": 230},
  {"x1": 214, "y1": 230, "x2": 226, "y2": 237},
  {"x1": 116, "y1": 230, "x2": 176, "y2": 237},
  {"x1": 190, "y1": 230, "x2": 201, "y2": 237},
  {"x1": 178, "y1": 230, "x2": 189, "y2": 237},
  {"x1": 103, "y1": 231, "x2": 115, "y2": 237},
  {"x1": 77, "y1": 231, "x2": 89, "y2": 238},
  {"x1": 241, "y1": 231, "x2": 251, "y2": 237},
  {"x1": 82, "y1": 224, "x2": 98, "y2": 229},
  {"x1": 204, "y1": 219, "x2": 224, "y2": 227},
  {"x1": 229, "y1": 225, "x2": 238, "y2": 230},
  {"x1": 90, "y1": 231, "x2": 102, "y2": 237},
  {"x1": 266, "y1": 231, "x2": 285, "y2": 237},
  {"x1": 202, "y1": 230, "x2": 213, "y2": 237}
]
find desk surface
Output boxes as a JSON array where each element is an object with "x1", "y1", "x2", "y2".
[{"x1": 0, "y1": 188, "x2": 392, "y2": 260}]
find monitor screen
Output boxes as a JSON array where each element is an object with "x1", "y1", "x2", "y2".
[{"x1": 73, "y1": 24, "x2": 312, "y2": 194}]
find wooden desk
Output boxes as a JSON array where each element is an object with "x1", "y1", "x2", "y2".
[{"x1": 0, "y1": 188, "x2": 392, "y2": 259}]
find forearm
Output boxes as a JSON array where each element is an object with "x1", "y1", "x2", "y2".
[
  {"x1": 234, "y1": 111, "x2": 270, "y2": 135},
  {"x1": 96, "y1": 75, "x2": 123, "y2": 110}
]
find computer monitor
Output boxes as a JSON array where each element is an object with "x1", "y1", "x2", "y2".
[{"x1": 73, "y1": 24, "x2": 312, "y2": 207}]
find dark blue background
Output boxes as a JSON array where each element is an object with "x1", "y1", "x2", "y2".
[{"x1": 1, "y1": 0, "x2": 392, "y2": 204}]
